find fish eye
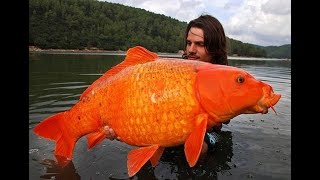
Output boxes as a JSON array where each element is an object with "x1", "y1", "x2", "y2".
[{"x1": 236, "y1": 75, "x2": 245, "y2": 83}]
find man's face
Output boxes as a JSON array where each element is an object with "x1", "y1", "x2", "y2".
[{"x1": 186, "y1": 27, "x2": 212, "y2": 62}]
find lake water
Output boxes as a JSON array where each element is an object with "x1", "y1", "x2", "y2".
[{"x1": 29, "y1": 53, "x2": 291, "y2": 180}]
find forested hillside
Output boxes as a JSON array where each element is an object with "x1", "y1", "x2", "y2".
[
  {"x1": 29, "y1": 0, "x2": 291, "y2": 58},
  {"x1": 262, "y1": 44, "x2": 291, "y2": 59}
]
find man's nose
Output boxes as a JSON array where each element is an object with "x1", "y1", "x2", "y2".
[{"x1": 189, "y1": 44, "x2": 196, "y2": 53}]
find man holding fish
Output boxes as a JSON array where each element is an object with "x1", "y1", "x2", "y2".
[{"x1": 33, "y1": 12, "x2": 281, "y2": 177}]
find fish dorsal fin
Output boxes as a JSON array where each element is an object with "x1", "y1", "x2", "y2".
[
  {"x1": 184, "y1": 114, "x2": 208, "y2": 167},
  {"x1": 80, "y1": 46, "x2": 158, "y2": 99},
  {"x1": 109, "y1": 46, "x2": 158, "y2": 75},
  {"x1": 127, "y1": 144, "x2": 160, "y2": 177}
]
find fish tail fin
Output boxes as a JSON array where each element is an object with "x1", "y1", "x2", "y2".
[
  {"x1": 33, "y1": 112, "x2": 66, "y2": 141},
  {"x1": 33, "y1": 112, "x2": 77, "y2": 164},
  {"x1": 127, "y1": 144, "x2": 160, "y2": 177}
]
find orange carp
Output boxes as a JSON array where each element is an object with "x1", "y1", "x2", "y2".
[{"x1": 33, "y1": 46, "x2": 281, "y2": 177}]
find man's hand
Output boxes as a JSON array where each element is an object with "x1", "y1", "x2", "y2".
[{"x1": 104, "y1": 126, "x2": 120, "y2": 141}]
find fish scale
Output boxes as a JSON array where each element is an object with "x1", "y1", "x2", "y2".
[{"x1": 100, "y1": 60, "x2": 202, "y2": 147}]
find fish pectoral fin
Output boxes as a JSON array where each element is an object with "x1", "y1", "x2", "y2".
[
  {"x1": 184, "y1": 114, "x2": 208, "y2": 167},
  {"x1": 86, "y1": 130, "x2": 107, "y2": 150},
  {"x1": 127, "y1": 144, "x2": 160, "y2": 177},
  {"x1": 150, "y1": 147, "x2": 165, "y2": 167}
]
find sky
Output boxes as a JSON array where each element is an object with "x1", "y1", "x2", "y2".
[{"x1": 100, "y1": 0, "x2": 291, "y2": 47}]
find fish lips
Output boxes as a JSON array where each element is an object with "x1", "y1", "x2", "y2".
[
  {"x1": 269, "y1": 93, "x2": 281, "y2": 106},
  {"x1": 259, "y1": 84, "x2": 281, "y2": 114},
  {"x1": 265, "y1": 93, "x2": 281, "y2": 114},
  {"x1": 244, "y1": 93, "x2": 281, "y2": 114}
]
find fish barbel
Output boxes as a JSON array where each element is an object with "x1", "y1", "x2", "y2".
[{"x1": 34, "y1": 46, "x2": 281, "y2": 177}]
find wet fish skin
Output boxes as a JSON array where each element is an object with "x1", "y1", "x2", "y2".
[{"x1": 34, "y1": 46, "x2": 281, "y2": 177}]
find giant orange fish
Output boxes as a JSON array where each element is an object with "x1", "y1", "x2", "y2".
[{"x1": 33, "y1": 46, "x2": 281, "y2": 177}]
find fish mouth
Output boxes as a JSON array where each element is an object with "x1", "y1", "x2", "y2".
[
  {"x1": 245, "y1": 86, "x2": 281, "y2": 114},
  {"x1": 260, "y1": 93, "x2": 281, "y2": 114}
]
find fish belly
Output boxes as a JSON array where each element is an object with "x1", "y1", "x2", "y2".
[{"x1": 100, "y1": 60, "x2": 203, "y2": 147}]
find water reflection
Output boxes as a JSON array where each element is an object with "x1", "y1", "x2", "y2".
[
  {"x1": 151, "y1": 131, "x2": 234, "y2": 180},
  {"x1": 39, "y1": 131, "x2": 233, "y2": 179},
  {"x1": 39, "y1": 159, "x2": 80, "y2": 180}
]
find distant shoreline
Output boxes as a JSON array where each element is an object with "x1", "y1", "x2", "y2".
[
  {"x1": 28, "y1": 46, "x2": 183, "y2": 56},
  {"x1": 29, "y1": 46, "x2": 290, "y2": 61}
]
